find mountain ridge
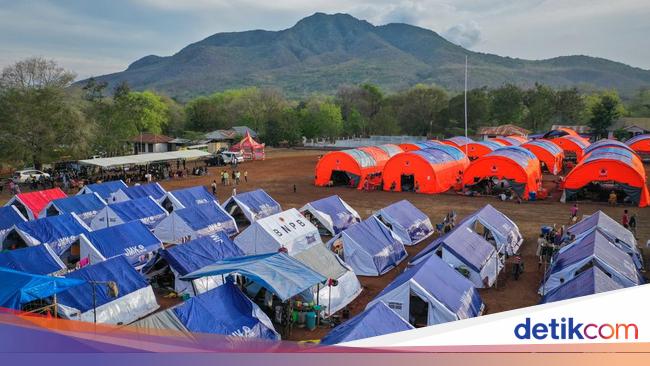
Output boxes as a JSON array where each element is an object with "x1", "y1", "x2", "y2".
[{"x1": 85, "y1": 12, "x2": 650, "y2": 100}]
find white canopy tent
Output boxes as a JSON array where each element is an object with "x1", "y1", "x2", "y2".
[{"x1": 79, "y1": 150, "x2": 210, "y2": 169}]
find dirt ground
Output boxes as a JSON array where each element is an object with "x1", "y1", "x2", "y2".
[{"x1": 2, "y1": 148, "x2": 648, "y2": 342}]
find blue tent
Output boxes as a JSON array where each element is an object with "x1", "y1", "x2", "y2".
[
  {"x1": 411, "y1": 226, "x2": 501, "y2": 288},
  {"x1": 80, "y1": 221, "x2": 163, "y2": 268},
  {"x1": 223, "y1": 189, "x2": 281, "y2": 224},
  {"x1": 13, "y1": 213, "x2": 90, "y2": 256},
  {"x1": 299, "y1": 195, "x2": 361, "y2": 236},
  {"x1": 369, "y1": 253, "x2": 484, "y2": 326},
  {"x1": 163, "y1": 186, "x2": 216, "y2": 211},
  {"x1": 373, "y1": 200, "x2": 434, "y2": 245},
  {"x1": 41, "y1": 193, "x2": 107, "y2": 224},
  {"x1": 455, "y1": 204, "x2": 523, "y2": 255},
  {"x1": 57, "y1": 256, "x2": 159, "y2": 324},
  {"x1": 569, "y1": 211, "x2": 641, "y2": 269},
  {"x1": 153, "y1": 201, "x2": 238, "y2": 244},
  {"x1": 130, "y1": 282, "x2": 279, "y2": 341},
  {"x1": 320, "y1": 302, "x2": 413, "y2": 345},
  {"x1": 90, "y1": 196, "x2": 168, "y2": 230},
  {"x1": 182, "y1": 253, "x2": 326, "y2": 301},
  {"x1": 77, "y1": 180, "x2": 128, "y2": 201},
  {"x1": 330, "y1": 216, "x2": 407, "y2": 276},
  {"x1": 0, "y1": 205, "x2": 27, "y2": 243},
  {"x1": 0, "y1": 267, "x2": 84, "y2": 310},
  {"x1": 540, "y1": 229, "x2": 643, "y2": 295},
  {"x1": 162, "y1": 233, "x2": 245, "y2": 295},
  {"x1": 541, "y1": 266, "x2": 625, "y2": 304},
  {"x1": 0, "y1": 244, "x2": 65, "y2": 275},
  {"x1": 112, "y1": 183, "x2": 167, "y2": 203},
  {"x1": 173, "y1": 282, "x2": 279, "y2": 339}
]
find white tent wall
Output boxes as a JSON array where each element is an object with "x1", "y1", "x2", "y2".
[
  {"x1": 440, "y1": 249, "x2": 500, "y2": 288},
  {"x1": 58, "y1": 286, "x2": 159, "y2": 325},
  {"x1": 90, "y1": 206, "x2": 125, "y2": 230},
  {"x1": 312, "y1": 269, "x2": 362, "y2": 316},
  {"x1": 339, "y1": 231, "x2": 383, "y2": 276},
  {"x1": 300, "y1": 204, "x2": 337, "y2": 236},
  {"x1": 152, "y1": 215, "x2": 196, "y2": 244},
  {"x1": 78, "y1": 234, "x2": 108, "y2": 265},
  {"x1": 233, "y1": 223, "x2": 276, "y2": 254},
  {"x1": 171, "y1": 266, "x2": 224, "y2": 296},
  {"x1": 538, "y1": 259, "x2": 637, "y2": 295},
  {"x1": 468, "y1": 217, "x2": 523, "y2": 255}
]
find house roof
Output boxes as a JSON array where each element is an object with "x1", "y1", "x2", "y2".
[
  {"x1": 551, "y1": 125, "x2": 592, "y2": 134},
  {"x1": 608, "y1": 118, "x2": 650, "y2": 132},
  {"x1": 205, "y1": 126, "x2": 258, "y2": 141},
  {"x1": 477, "y1": 124, "x2": 530, "y2": 136},
  {"x1": 129, "y1": 133, "x2": 174, "y2": 144}
]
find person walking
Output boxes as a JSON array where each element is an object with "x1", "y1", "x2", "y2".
[
  {"x1": 224, "y1": 171, "x2": 230, "y2": 186},
  {"x1": 211, "y1": 180, "x2": 218, "y2": 196},
  {"x1": 569, "y1": 203, "x2": 579, "y2": 223},
  {"x1": 608, "y1": 191, "x2": 617, "y2": 206},
  {"x1": 629, "y1": 213, "x2": 637, "y2": 238},
  {"x1": 235, "y1": 171, "x2": 241, "y2": 185},
  {"x1": 622, "y1": 209, "x2": 630, "y2": 229},
  {"x1": 244, "y1": 170, "x2": 248, "y2": 183}
]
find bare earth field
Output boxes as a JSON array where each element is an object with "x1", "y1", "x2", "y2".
[{"x1": 2, "y1": 148, "x2": 648, "y2": 342}]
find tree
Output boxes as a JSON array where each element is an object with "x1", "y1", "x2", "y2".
[
  {"x1": 335, "y1": 83, "x2": 383, "y2": 136},
  {"x1": 299, "y1": 98, "x2": 343, "y2": 140},
  {"x1": 589, "y1": 94, "x2": 622, "y2": 139},
  {"x1": 389, "y1": 84, "x2": 448, "y2": 136},
  {"x1": 0, "y1": 58, "x2": 89, "y2": 168},
  {"x1": 489, "y1": 84, "x2": 526, "y2": 124},
  {"x1": 628, "y1": 88, "x2": 650, "y2": 117},
  {"x1": 524, "y1": 83, "x2": 556, "y2": 132},
  {"x1": 114, "y1": 90, "x2": 169, "y2": 135},
  {"x1": 554, "y1": 88, "x2": 585, "y2": 124},
  {"x1": 447, "y1": 87, "x2": 490, "y2": 130}
]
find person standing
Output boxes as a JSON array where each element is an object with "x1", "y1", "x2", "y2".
[
  {"x1": 211, "y1": 180, "x2": 217, "y2": 196},
  {"x1": 629, "y1": 213, "x2": 637, "y2": 238},
  {"x1": 244, "y1": 170, "x2": 248, "y2": 183},
  {"x1": 622, "y1": 209, "x2": 630, "y2": 228},
  {"x1": 536, "y1": 234, "x2": 547, "y2": 270},
  {"x1": 569, "y1": 203, "x2": 579, "y2": 223},
  {"x1": 235, "y1": 171, "x2": 241, "y2": 185}
]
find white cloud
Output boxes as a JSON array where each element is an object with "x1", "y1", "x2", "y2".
[{"x1": 443, "y1": 21, "x2": 481, "y2": 48}]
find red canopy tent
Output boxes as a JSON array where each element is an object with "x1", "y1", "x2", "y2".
[
  {"x1": 229, "y1": 132, "x2": 265, "y2": 160},
  {"x1": 5, "y1": 188, "x2": 67, "y2": 220}
]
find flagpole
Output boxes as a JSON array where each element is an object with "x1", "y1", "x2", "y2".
[{"x1": 464, "y1": 55, "x2": 469, "y2": 156}]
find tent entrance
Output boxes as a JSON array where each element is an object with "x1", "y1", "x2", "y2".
[
  {"x1": 409, "y1": 292, "x2": 428, "y2": 327},
  {"x1": 12, "y1": 203, "x2": 29, "y2": 221},
  {"x1": 401, "y1": 175, "x2": 415, "y2": 192},
  {"x1": 161, "y1": 198, "x2": 175, "y2": 213},
  {"x1": 224, "y1": 203, "x2": 252, "y2": 228},
  {"x1": 60, "y1": 240, "x2": 81, "y2": 269},
  {"x1": 566, "y1": 181, "x2": 639, "y2": 206},
  {"x1": 46, "y1": 206, "x2": 60, "y2": 217},
  {"x1": 1, "y1": 230, "x2": 27, "y2": 251},
  {"x1": 330, "y1": 171, "x2": 359, "y2": 188}
]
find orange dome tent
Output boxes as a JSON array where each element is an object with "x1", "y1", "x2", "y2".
[
  {"x1": 315, "y1": 145, "x2": 403, "y2": 190},
  {"x1": 521, "y1": 139, "x2": 564, "y2": 175},
  {"x1": 463, "y1": 147, "x2": 542, "y2": 200},
  {"x1": 491, "y1": 135, "x2": 527, "y2": 146},
  {"x1": 463, "y1": 141, "x2": 504, "y2": 160},
  {"x1": 563, "y1": 147, "x2": 649, "y2": 207},
  {"x1": 626, "y1": 134, "x2": 650, "y2": 154},
  {"x1": 582, "y1": 139, "x2": 638, "y2": 161},
  {"x1": 550, "y1": 135, "x2": 591, "y2": 161},
  {"x1": 382, "y1": 145, "x2": 469, "y2": 194},
  {"x1": 442, "y1": 136, "x2": 473, "y2": 149},
  {"x1": 398, "y1": 141, "x2": 441, "y2": 152}
]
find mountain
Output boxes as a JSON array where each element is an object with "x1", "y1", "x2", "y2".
[{"x1": 85, "y1": 13, "x2": 650, "y2": 100}]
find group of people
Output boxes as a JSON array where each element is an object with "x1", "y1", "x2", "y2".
[
  {"x1": 219, "y1": 169, "x2": 247, "y2": 186},
  {"x1": 536, "y1": 224, "x2": 576, "y2": 269}
]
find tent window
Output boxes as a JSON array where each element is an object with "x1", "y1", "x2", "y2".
[{"x1": 161, "y1": 197, "x2": 174, "y2": 213}]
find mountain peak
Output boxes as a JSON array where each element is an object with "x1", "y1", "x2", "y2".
[{"x1": 292, "y1": 12, "x2": 373, "y2": 32}]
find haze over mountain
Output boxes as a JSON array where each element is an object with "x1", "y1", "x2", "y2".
[{"x1": 85, "y1": 13, "x2": 650, "y2": 100}]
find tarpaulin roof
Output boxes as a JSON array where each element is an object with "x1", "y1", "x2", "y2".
[
  {"x1": 377, "y1": 253, "x2": 483, "y2": 318},
  {"x1": 412, "y1": 226, "x2": 494, "y2": 273},
  {"x1": 174, "y1": 201, "x2": 238, "y2": 235},
  {"x1": 423, "y1": 144, "x2": 467, "y2": 161},
  {"x1": 340, "y1": 149, "x2": 376, "y2": 168},
  {"x1": 43, "y1": 193, "x2": 106, "y2": 223},
  {"x1": 224, "y1": 189, "x2": 281, "y2": 222},
  {"x1": 182, "y1": 252, "x2": 326, "y2": 301},
  {"x1": 320, "y1": 302, "x2": 413, "y2": 345},
  {"x1": 57, "y1": 256, "x2": 149, "y2": 312},
  {"x1": 162, "y1": 233, "x2": 244, "y2": 276},
  {"x1": 8, "y1": 188, "x2": 67, "y2": 219},
  {"x1": 443, "y1": 136, "x2": 473, "y2": 147},
  {"x1": 338, "y1": 216, "x2": 407, "y2": 276},
  {"x1": 492, "y1": 136, "x2": 526, "y2": 146},
  {"x1": 83, "y1": 221, "x2": 162, "y2": 265},
  {"x1": 522, "y1": 139, "x2": 563, "y2": 155},
  {"x1": 374, "y1": 200, "x2": 433, "y2": 245},
  {"x1": 78, "y1": 150, "x2": 211, "y2": 168},
  {"x1": 172, "y1": 282, "x2": 278, "y2": 340},
  {"x1": 0, "y1": 244, "x2": 64, "y2": 275},
  {"x1": 120, "y1": 183, "x2": 166, "y2": 201},
  {"x1": 414, "y1": 148, "x2": 457, "y2": 165},
  {"x1": 294, "y1": 243, "x2": 349, "y2": 280},
  {"x1": 489, "y1": 146, "x2": 538, "y2": 169},
  {"x1": 455, "y1": 204, "x2": 523, "y2": 254},
  {"x1": 549, "y1": 230, "x2": 639, "y2": 283},
  {"x1": 0, "y1": 267, "x2": 84, "y2": 310},
  {"x1": 0, "y1": 206, "x2": 26, "y2": 236},
  {"x1": 300, "y1": 195, "x2": 360, "y2": 236},
  {"x1": 626, "y1": 134, "x2": 650, "y2": 145},
  {"x1": 15, "y1": 213, "x2": 90, "y2": 256},
  {"x1": 375, "y1": 144, "x2": 403, "y2": 157},
  {"x1": 166, "y1": 186, "x2": 216, "y2": 209},
  {"x1": 103, "y1": 196, "x2": 167, "y2": 226},
  {"x1": 541, "y1": 266, "x2": 624, "y2": 304},
  {"x1": 569, "y1": 211, "x2": 636, "y2": 251},
  {"x1": 625, "y1": 134, "x2": 650, "y2": 153},
  {"x1": 78, "y1": 180, "x2": 128, "y2": 201},
  {"x1": 583, "y1": 139, "x2": 635, "y2": 157}
]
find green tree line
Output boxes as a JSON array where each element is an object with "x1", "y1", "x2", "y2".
[{"x1": 2, "y1": 57, "x2": 649, "y2": 168}]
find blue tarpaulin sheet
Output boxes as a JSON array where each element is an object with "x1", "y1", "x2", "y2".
[
  {"x1": 0, "y1": 267, "x2": 84, "y2": 310},
  {"x1": 163, "y1": 233, "x2": 244, "y2": 276},
  {"x1": 84, "y1": 221, "x2": 162, "y2": 266},
  {"x1": 0, "y1": 245, "x2": 63, "y2": 275},
  {"x1": 15, "y1": 214, "x2": 89, "y2": 256}
]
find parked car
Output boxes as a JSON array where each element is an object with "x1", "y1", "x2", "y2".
[
  {"x1": 12, "y1": 169, "x2": 50, "y2": 183},
  {"x1": 220, "y1": 151, "x2": 244, "y2": 164}
]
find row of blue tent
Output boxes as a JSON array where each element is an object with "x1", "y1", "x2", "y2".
[{"x1": 539, "y1": 211, "x2": 644, "y2": 303}]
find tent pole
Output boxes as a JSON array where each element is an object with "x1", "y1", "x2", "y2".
[{"x1": 316, "y1": 283, "x2": 320, "y2": 327}]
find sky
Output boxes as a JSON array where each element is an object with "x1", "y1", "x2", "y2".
[{"x1": 1, "y1": 0, "x2": 649, "y2": 80}]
